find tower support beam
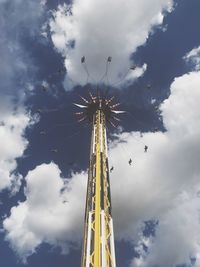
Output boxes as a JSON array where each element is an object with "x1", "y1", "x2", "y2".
[{"x1": 81, "y1": 108, "x2": 116, "y2": 267}]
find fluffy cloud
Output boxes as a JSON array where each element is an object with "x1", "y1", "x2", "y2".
[
  {"x1": 49, "y1": 0, "x2": 173, "y2": 89},
  {"x1": 110, "y1": 70, "x2": 200, "y2": 266},
  {"x1": 0, "y1": 97, "x2": 31, "y2": 193},
  {"x1": 3, "y1": 163, "x2": 86, "y2": 261},
  {"x1": 132, "y1": 193, "x2": 200, "y2": 267},
  {"x1": 0, "y1": 0, "x2": 45, "y2": 192},
  {"x1": 184, "y1": 46, "x2": 200, "y2": 71}
]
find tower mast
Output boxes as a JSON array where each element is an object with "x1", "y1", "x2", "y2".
[{"x1": 76, "y1": 96, "x2": 118, "y2": 267}]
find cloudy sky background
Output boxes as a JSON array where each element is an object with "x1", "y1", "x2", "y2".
[{"x1": 1, "y1": 0, "x2": 200, "y2": 267}]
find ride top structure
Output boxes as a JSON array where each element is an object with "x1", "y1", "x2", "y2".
[{"x1": 74, "y1": 92, "x2": 124, "y2": 267}]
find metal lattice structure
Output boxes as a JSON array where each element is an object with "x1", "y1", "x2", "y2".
[{"x1": 75, "y1": 93, "x2": 124, "y2": 267}]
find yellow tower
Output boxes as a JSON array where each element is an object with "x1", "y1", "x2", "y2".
[{"x1": 75, "y1": 93, "x2": 122, "y2": 267}]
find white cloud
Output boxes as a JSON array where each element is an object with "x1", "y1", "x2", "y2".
[
  {"x1": 0, "y1": 98, "x2": 30, "y2": 193},
  {"x1": 135, "y1": 193, "x2": 200, "y2": 267},
  {"x1": 162, "y1": 71, "x2": 200, "y2": 137},
  {"x1": 109, "y1": 70, "x2": 200, "y2": 266},
  {"x1": 184, "y1": 46, "x2": 200, "y2": 71},
  {"x1": 49, "y1": 0, "x2": 173, "y2": 90},
  {"x1": 0, "y1": 0, "x2": 45, "y2": 193},
  {"x1": 3, "y1": 163, "x2": 87, "y2": 261}
]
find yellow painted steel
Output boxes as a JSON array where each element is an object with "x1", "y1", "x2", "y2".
[
  {"x1": 101, "y1": 114, "x2": 114, "y2": 267},
  {"x1": 94, "y1": 110, "x2": 101, "y2": 267},
  {"x1": 81, "y1": 108, "x2": 116, "y2": 267}
]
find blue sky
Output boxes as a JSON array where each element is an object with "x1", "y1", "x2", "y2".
[{"x1": 1, "y1": 0, "x2": 200, "y2": 267}]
